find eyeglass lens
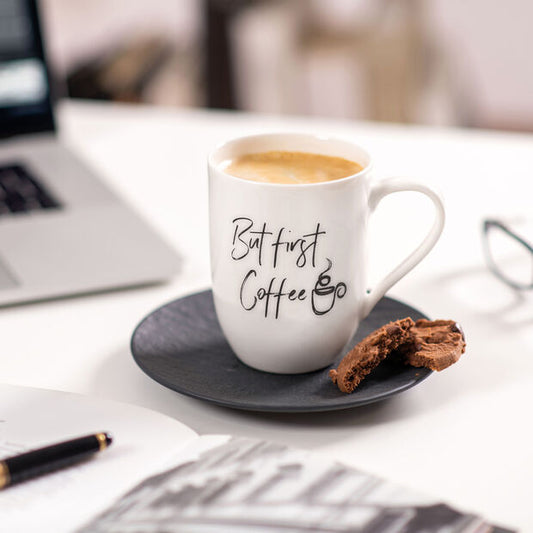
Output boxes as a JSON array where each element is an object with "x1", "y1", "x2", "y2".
[{"x1": 484, "y1": 222, "x2": 533, "y2": 289}]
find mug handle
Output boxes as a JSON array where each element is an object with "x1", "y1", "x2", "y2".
[{"x1": 360, "y1": 177, "x2": 445, "y2": 318}]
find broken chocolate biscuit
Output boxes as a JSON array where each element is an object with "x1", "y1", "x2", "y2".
[
  {"x1": 329, "y1": 317, "x2": 414, "y2": 393},
  {"x1": 397, "y1": 319, "x2": 466, "y2": 372}
]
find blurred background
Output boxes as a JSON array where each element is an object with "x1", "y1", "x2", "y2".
[{"x1": 37, "y1": 0, "x2": 533, "y2": 132}]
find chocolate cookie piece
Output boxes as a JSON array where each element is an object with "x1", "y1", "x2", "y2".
[
  {"x1": 329, "y1": 317, "x2": 415, "y2": 393},
  {"x1": 399, "y1": 319, "x2": 466, "y2": 372}
]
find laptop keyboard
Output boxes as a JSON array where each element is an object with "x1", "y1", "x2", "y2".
[{"x1": 0, "y1": 164, "x2": 62, "y2": 216}]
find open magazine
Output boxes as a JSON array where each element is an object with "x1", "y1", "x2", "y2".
[{"x1": 0, "y1": 384, "x2": 508, "y2": 533}]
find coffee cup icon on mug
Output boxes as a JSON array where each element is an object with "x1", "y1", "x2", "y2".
[{"x1": 208, "y1": 133, "x2": 445, "y2": 374}]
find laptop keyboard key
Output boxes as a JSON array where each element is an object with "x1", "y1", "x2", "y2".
[
  {"x1": 0, "y1": 164, "x2": 62, "y2": 216},
  {"x1": 6, "y1": 194, "x2": 26, "y2": 213}
]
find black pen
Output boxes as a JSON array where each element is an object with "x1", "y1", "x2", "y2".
[{"x1": 0, "y1": 432, "x2": 112, "y2": 490}]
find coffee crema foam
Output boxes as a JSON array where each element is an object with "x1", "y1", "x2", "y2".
[{"x1": 223, "y1": 150, "x2": 363, "y2": 184}]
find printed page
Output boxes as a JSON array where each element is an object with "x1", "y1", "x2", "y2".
[
  {"x1": 81, "y1": 435, "x2": 492, "y2": 533},
  {"x1": 0, "y1": 384, "x2": 198, "y2": 533}
]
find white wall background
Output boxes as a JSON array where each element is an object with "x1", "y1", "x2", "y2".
[
  {"x1": 427, "y1": 0, "x2": 533, "y2": 129},
  {"x1": 41, "y1": 0, "x2": 201, "y2": 76},
  {"x1": 39, "y1": 0, "x2": 533, "y2": 131}
]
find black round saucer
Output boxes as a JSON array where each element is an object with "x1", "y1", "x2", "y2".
[{"x1": 131, "y1": 290, "x2": 431, "y2": 412}]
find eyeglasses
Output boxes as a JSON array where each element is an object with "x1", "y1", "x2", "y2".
[{"x1": 482, "y1": 218, "x2": 533, "y2": 290}]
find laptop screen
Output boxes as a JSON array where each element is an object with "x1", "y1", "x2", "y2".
[{"x1": 0, "y1": 0, "x2": 55, "y2": 138}]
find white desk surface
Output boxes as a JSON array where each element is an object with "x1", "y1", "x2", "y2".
[{"x1": 3, "y1": 100, "x2": 532, "y2": 531}]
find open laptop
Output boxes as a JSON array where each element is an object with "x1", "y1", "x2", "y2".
[{"x1": 0, "y1": 0, "x2": 180, "y2": 307}]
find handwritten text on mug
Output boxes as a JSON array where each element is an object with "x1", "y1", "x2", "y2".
[{"x1": 231, "y1": 217, "x2": 347, "y2": 319}]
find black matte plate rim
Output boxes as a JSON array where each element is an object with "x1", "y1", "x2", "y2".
[{"x1": 131, "y1": 290, "x2": 432, "y2": 413}]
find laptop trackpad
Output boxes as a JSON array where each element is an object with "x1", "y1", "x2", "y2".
[{"x1": 0, "y1": 258, "x2": 19, "y2": 290}]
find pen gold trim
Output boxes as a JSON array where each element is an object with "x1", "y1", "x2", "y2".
[
  {"x1": 95, "y1": 432, "x2": 110, "y2": 452},
  {"x1": 0, "y1": 461, "x2": 10, "y2": 489}
]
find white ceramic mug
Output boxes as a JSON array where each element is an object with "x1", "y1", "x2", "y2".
[{"x1": 208, "y1": 133, "x2": 445, "y2": 374}]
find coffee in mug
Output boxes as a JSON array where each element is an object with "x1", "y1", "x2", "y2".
[
  {"x1": 208, "y1": 133, "x2": 445, "y2": 374},
  {"x1": 223, "y1": 150, "x2": 364, "y2": 184}
]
